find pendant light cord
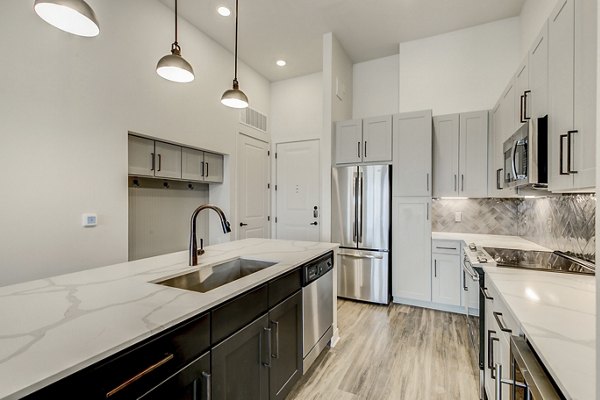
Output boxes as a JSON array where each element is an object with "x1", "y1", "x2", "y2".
[
  {"x1": 174, "y1": 0, "x2": 179, "y2": 46},
  {"x1": 234, "y1": 0, "x2": 239, "y2": 81}
]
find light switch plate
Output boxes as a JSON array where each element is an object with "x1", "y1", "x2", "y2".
[
  {"x1": 454, "y1": 212, "x2": 462, "y2": 222},
  {"x1": 82, "y1": 213, "x2": 97, "y2": 227}
]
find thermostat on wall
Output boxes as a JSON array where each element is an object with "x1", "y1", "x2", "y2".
[{"x1": 82, "y1": 213, "x2": 97, "y2": 227}]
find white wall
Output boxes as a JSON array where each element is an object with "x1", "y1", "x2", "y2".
[
  {"x1": 398, "y1": 17, "x2": 520, "y2": 115},
  {"x1": 520, "y1": 0, "x2": 559, "y2": 56},
  {"x1": 353, "y1": 55, "x2": 399, "y2": 119},
  {"x1": 0, "y1": 0, "x2": 269, "y2": 286}
]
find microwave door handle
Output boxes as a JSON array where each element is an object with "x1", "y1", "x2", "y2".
[{"x1": 511, "y1": 140, "x2": 519, "y2": 180}]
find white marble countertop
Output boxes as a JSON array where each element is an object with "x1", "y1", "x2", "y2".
[
  {"x1": 0, "y1": 239, "x2": 338, "y2": 400},
  {"x1": 432, "y1": 232, "x2": 552, "y2": 252},
  {"x1": 483, "y1": 267, "x2": 595, "y2": 400}
]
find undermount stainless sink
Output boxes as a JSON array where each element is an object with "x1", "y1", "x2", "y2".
[{"x1": 156, "y1": 258, "x2": 278, "y2": 293}]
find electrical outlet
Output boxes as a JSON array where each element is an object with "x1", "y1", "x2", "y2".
[
  {"x1": 546, "y1": 217, "x2": 552, "y2": 233},
  {"x1": 454, "y1": 212, "x2": 462, "y2": 222}
]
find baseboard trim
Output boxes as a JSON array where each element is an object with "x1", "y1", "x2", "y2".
[{"x1": 392, "y1": 296, "x2": 468, "y2": 315}]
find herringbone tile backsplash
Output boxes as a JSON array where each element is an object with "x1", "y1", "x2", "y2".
[{"x1": 432, "y1": 194, "x2": 596, "y2": 261}]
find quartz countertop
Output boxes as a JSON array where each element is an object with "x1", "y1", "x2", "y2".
[
  {"x1": 483, "y1": 267, "x2": 595, "y2": 400},
  {"x1": 432, "y1": 232, "x2": 552, "y2": 252},
  {"x1": 0, "y1": 239, "x2": 338, "y2": 400}
]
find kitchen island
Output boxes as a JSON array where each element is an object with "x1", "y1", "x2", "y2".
[{"x1": 0, "y1": 239, "x2": 338, "y2": 399}]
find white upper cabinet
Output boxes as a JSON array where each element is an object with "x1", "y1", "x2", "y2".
[
  {"x1": 499, "y1": 79, "x2": 517, "y2": 142},
  {"x1": 529, "y1": 21, "x2": 549, "y2": 120},
  {"x1": 459, "y1": 111, "x2": 488, "y2": 197},
  {"x1": 548, "y1": 0, "x2": 596, "y2": 191},
  {"x1": 488, "y1": 104, "x2": 517, "y2": 198},
  {"x1": 335, "y1": 119, "x2": 362, "y2": 164},
  {"x1": 203, "y1": 152, "x2": 224, "y2": 183},
  {"x1": 433, "y1": 114, "x2": 460, "y2": 197},
  {"x1": 181, "y1": 147, "x2": 204, "y2": 181},
  {"x1": 392, "y1": 110, "x2": 432, "y2": 197},
  {"x1": 128, "y1": 135, "x2": 155, "y2": 177},
  {"x1": 154, "y1": 141, "x2": 182, "y2": 179},
  {"x1": 433, "y1": 111, "x2": 487, "y2": 198},
  {"x1": 362, "y1": 115, "x2": 393, "y2": 162},
  {"x1": 514, "y1": 58, "x2": 530, "y2": 130},
  {"x1": 335, "y1": 116, "x2": 392, "y2": 164}
]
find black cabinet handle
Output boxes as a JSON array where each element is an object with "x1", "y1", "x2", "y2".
[
  {"x1": 523, "y1": 90, "x2": 531, "y2": 120},
  {"x1": 106, "y1": 353, "x2": 174, "y2": 397},
  {"x1": 357, "y1": 141, "x2": 361, "y2": 158},
  {"x1": 520, "y1": 94, "x2": 526, "y2": 123},
  {"x1": 271, "y1": 321, "x2": 280, "y2": 359},
  {"x1": 493, "y1": 312, "x2": 512, "y2": 333},
  {"x1": 567, "y1": 130, "x2": 578, "y2": 174},
  {"x1": 201, "y1": 161, "x2": 205, "y2": 177},
  {"x1": 262, "y1": 327, "x2": 272, "y2": 367},
  {"x1": 496, "y1": 168, "x2": 503, "y2": 190},
  {"x1": 434, "y1": 259, "x2": 437, "y2": 277},
  {"x1": 157, "y1": 154, "x2": 162, "y2": 171},
  {"x1": 559, "y1": 134, "x2": 569, "y2": 175},
  {"x1": 461, "y1": 174, "x2": 464, "y2": 191},
  {"x1": 205, "y1": 162, "x2": 209, "y2": 177},
  {"x1": 364, "y1": 141, "x2": 367, "y2": 158},
  {"x1": 480, "y1": 287, "x2": 494, "y2": 300},
  {"x1": 239, "y1": 222, "x2": 248, "y2": 227},
  {"x1": 463, "y1": 270, "x2": 468, "y2": 291},
  {"x1": 487, "y1": 330, "x2": 499, "y2": 379},
  {"x1": 201, "y1": 372, "x2": 211, "y2": 400},
  {"x1": 151, "y1": 153, "x2": 155, "y2": 171}
]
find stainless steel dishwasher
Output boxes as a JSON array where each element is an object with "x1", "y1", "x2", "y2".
[{"x1": 302, "y1": 251, "x2": 334, "y2": 373}]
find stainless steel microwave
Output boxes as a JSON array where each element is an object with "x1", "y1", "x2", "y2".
[{"x1": 502, "y1": 116, "x2": 548, "y2": 189}]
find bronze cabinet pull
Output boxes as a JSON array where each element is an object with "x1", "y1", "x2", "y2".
[{"x1": 105, "y1": 353, "x2": 174, "y2": 398}]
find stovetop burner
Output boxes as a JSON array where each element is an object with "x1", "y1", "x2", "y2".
[{"x1": 482, "y1": 247, "x2": 595, "y2": 275}]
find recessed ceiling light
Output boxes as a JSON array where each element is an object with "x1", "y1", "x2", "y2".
[
  {"x1": 217, "y1": 6, "x2": 231, "y2": 16},
  {"x1": 276, "y1": 60, "x2": 286, "y2": 67}
]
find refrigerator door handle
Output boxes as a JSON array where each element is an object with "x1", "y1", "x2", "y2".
[
  {"x1": 358, "y1": 174, "x2": 364, "y2": 243},
  {"x1": 353, "y1": 172, "x2": 359, "y2": 243},
  {"x1": 340, "y1": 253, "x2": 384, "y2": 260}
]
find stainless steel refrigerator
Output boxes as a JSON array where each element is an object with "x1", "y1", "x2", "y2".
[{"x1": 332, "y1": 165, "x2": 391, "y2": 304}]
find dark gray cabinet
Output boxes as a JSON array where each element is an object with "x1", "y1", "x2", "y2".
[
  {"x1": 269, "y1": 291, "x2": 302, "y2": 400},
  {"x1": 211, "y1": 314, "x2": 270, "y2": 400}
]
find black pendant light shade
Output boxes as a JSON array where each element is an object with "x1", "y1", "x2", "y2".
[{"x1": 221, "y1": 0, "x2": 248, "y2": 108}]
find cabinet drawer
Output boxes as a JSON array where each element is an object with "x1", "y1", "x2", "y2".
[
  {"x1": 432, "y1": 240, "x2": 461, "y2": 255},
  {"x1": 268, "y1": 267, "x2": 301, "y2": 308},
  {"x1": 211, "y1": 284, "x2": 268, "y2": 345},
  {"x1": 92, "y1": 312, "x2": 210, "y2": 399}
]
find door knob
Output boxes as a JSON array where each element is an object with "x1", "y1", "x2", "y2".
[
  {"x1": 309, "y1": 221, "x2": 318, "y2": 226},
  {"x1": 240, "y1": 222, "x2": 248, "y2": 227}
]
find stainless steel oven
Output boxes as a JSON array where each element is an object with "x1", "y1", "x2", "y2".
[{"x1": 494, "y1": 336, "x2": 563, "y2": 400}]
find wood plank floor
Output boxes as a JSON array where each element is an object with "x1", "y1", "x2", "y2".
[{"x1": 287, "y1": 300, "x2": 479, "y2": 400}]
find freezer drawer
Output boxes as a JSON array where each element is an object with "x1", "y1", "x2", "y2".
[{"x1": 337, "y1": 250, "x2": 389, "y2": 304}]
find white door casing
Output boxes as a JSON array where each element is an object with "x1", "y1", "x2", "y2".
[
  {"x1": 275, "y1": 140, "x2": 320, "y2": 241},
  {"x1": 237, "y1": 134, "x2": 270, "y2": 240}
]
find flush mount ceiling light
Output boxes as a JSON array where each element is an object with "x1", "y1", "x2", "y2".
[
  {"x1": 217, "y1": 6, "x2": 231, "y2": 16},
  {"x1": 33, "y1": 0, "x2": 100, "y2": 37},
  {"x1": 276, "y1": 59, "x2": 286, "y2": 67},
  {"x1": 156, "y1": 0, "x2": 194, "y2": 83},
  {"x1": 221, "y1": 0, "x2": 248, "y2": 109}
]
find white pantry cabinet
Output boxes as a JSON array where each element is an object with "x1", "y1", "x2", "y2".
[
  {"x1": 392, "y1": 110, "x2": 432, "y2": 197},
  {"x1": 392, "y1": 197, "x2": 431, "y2": 303},
  {"x1": 335, "y1": 116, "x2": 392, "y2": 164},
  {"x1": 432, "y1": 114, "x2": 459, "y2": 197},
  {"x1": 548, "y1": 0, "x2": 596, "y2": 192},
  {"x1": 431, "y1": 252, "x2": 461, "y2": 307}
]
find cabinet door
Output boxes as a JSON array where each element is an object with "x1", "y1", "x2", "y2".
[
  {"x1": 155, "y1": 141, "x2": 182, "y2": 179},
  {"x1": 500, "y1": 79, "x2": 517, "y2": 142},
  {"x1": 181, "y1": 148, "x2": 204, "y2": 181},
  {"x1": 268, "y1": 291, "x2": 302, "y2": 400},
  {"x1": 529, "y1": 21, "x2": 549, "y2": 120},
  {"x1": 362, "y1": 115, "x2": 392, "y2": 162},
  {"x1": 128, "y1": 135, "x2": 155, "y2": 176},
  {"x1": 139, "y1": 352, "x2": 211, "y2": 400},
  {"x1": 204, "y1": 152, "x2": 224, "y2": 183},
  {"x1": 392, "y1": 110, "x2": 432, "y2": 197},
  {"x1": 335, "y1": 120, "x2": 362, "y2": 164},
  {"x1": 459, "y1": 111, "x2": 488, "y2": 198},
  {"x1": 431, "y1": 253, "x2": 461, "y2": 306},
  {"x1": 432, "y1": 114, "x2": 459, "y2": 197},
  {"x1": 548, "y1": 0, "x2": 575, "y2": 191},
  {"x1": 488, "y1": 105, "x2": 503, "y2": 197},
  {"x1": 392, "y1": 197, "x2": 431, "y2": 302},
  {"x1": 572, "y1": 0, "x2": 597, "y2": 189},
  {"x1": 212, "y1": 315, "x2": 269, "y2": 400},
  {"x1": 514, "y1": 58, "x2": 530, "y2": 129}
]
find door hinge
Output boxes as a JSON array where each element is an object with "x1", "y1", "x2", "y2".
[
  {"x1": 268, "y1": 150, "x2": 270, "y2": 156},
  {"x1": 267, "y1": 183, "x2": 270, "y2": 189},
  {"x1": 275, "y1": 153, "x2": 278, "y2": 159},
  {"x1": 267, "y1": 216, "x2": 270, "y2": 221},
  {"x1": 275, "y1": 184, "x2": 278, "y2": 191},
  {"x1": 275, "y1": 217, "x2": 278, "y2": 223}
]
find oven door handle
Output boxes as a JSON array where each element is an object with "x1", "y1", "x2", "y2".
[{"x1": 462, "y1": 258, "x2": 479, "y2": 281}]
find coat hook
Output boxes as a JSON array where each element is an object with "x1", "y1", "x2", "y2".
[
  {"x1": 133, "y1": 179, "x2": 140, "y2": 187},
  {"x1": 163, "y1": 182, "x2": 170, "y2": 189},
  {"x1": 188, "y1": 183, "x2": 194, "y2": 190}
]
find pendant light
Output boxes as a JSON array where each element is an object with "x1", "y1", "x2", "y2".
[
  {"x1": 33, "y1": 0, "x2": 100, "y2": 37},
  {"x1": 156, "y1": 0, "x2": 195, "y2": 83},
  {"x1": 221, "y1": 0, "x2": 248, "y2": 109}
]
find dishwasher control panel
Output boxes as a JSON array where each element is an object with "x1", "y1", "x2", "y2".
[{"x1": 302, "y1": 251, "x2": 334, "y2": 286}]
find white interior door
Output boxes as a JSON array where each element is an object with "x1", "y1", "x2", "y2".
[
  {"x1": 237, "y1": 134, "x2": 269, "y2": 239},
  {"x1": 276, "y1": 140, "x2": 320, "y2": 241}
]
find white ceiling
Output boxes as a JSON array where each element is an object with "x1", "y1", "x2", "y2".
[{"x1": 160, "y1": 0, "x2": 526, "y2": 82}]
